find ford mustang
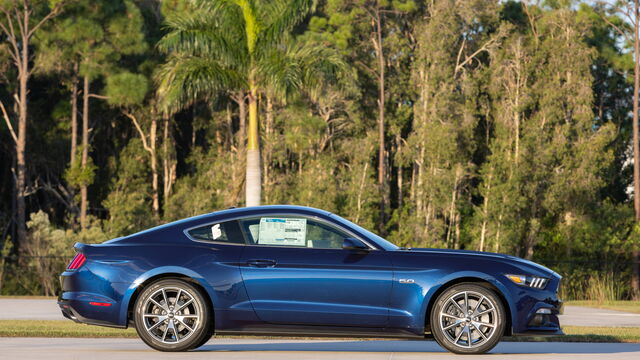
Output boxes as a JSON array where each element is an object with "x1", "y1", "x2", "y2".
[{"x1": 58, "y1": 205, "x2": 563, "y2": 354}]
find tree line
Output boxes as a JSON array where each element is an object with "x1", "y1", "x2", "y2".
[{"x1": 0, "y1": 0, "x2": 639, "y2": 299}]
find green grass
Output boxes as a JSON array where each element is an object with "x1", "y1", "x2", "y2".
[
  {"x1": 0, "y1": 320, "x2": 138, "y2": 338},
  {"x1": 1, "y1": 321, "x2": 639, "y2": 343},
  {"x1": 566, "y1": 300, "x2": 640, "y2": 314},
  {"x1": 510, "y1": 326, "x2": 640, "y2": 343}
]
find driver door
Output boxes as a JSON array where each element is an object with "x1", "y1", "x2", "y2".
[{"x1": 238, "y1": 215, "x2": 393, "y2": 328}]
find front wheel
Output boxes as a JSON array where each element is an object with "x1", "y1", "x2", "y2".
[
  {"x1": 430, "y1": 283, "x2": 506, "y2": 354},
  {"x1": 134, "y1": 279, "x2": 212, "y2": 351}
]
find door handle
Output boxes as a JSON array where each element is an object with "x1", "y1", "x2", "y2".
[{"x1": 246, "y1": 259, "x2": 277, "y2": 267}]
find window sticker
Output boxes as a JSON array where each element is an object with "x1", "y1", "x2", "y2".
[
  {"x1": 211, "y1": 224, "x2": 222, "y2": 240},
  {"x1": 248, "y1": 224, "x2": 260, "y2": 243},
  {"x1": 258, "y1": 217, "x2": 307, "y2": 246}
]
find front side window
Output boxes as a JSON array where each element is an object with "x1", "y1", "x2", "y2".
[
  {"x1": 239, "y1": 216, "x2": 351, "y2": 249},
  {"x1": 187, "y1": 220, "x2": 244, "y2": 244}
]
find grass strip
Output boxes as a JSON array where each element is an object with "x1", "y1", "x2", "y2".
[
  {"x1": 0, "y1": 320, "x2": 138, "y2": 338},
  {"x1": 0, "y1": 321, "x2": 639, "y2": 343},
  {"x1": 508, "y1": 326, "x2": 640, "y2": 343},
  {"x1": 565, "y1": 300, "x2": 640, "y2": 314}
]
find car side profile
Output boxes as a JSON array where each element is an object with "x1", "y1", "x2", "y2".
[{"x1": 58, "y1": 205, "x2": 563, "y2": 354}]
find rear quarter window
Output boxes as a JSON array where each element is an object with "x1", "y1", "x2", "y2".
[{"x1": 186, "y1": 220, "x2": 245, "y2": 244}]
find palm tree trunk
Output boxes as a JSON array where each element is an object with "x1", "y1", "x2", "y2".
[{"x1": 246, "y1": 86, "x2": 261, "y2": 206}]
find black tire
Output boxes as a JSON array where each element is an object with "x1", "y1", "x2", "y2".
[
  {"x1": 191, "y1": 322, "x2": 214, "y2": 350},
  {"x1": 430, "y1": 283, "x2": 506, "y2": 354},
  {"x1": 134, "y1": 278, "x2": 212, "y2": 352}
]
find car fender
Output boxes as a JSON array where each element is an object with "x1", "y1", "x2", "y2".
[
  {"x1": 118, "y1": 266, "x2": 217, "y2": 325},
  {"x1": 418, "y1": 270, "x2": 516, "y2": 332}
]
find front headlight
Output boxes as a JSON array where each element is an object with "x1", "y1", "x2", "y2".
[{"x1": 505, "y1": 274, "x2": 549, "y2": 289}]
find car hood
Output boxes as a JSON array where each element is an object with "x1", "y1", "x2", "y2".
[{"x1": 400, "y1": 248, "x2": 560, "y2": 278}]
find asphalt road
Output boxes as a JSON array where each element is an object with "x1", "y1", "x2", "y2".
[
  {"x1": 561, "y1": 306, "x2": 640, "y2": 327},
  {"x1": 2, "y1": 298, "x2": 640, "y2": 327},
  {"x1": 0, "y1": 299, "x2": 639, "y2": 359},
  {"x1": 0, "y1": 298, "x2": 63, "y2": 320},
  {"x1": 1, "y1": 337, "x2": 640, "y2": 360}
]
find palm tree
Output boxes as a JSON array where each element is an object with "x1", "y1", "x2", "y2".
[{"x1": 157, "y1": 0, "x2": 344, "y2": 206}]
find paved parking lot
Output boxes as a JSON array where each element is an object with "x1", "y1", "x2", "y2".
[
  {"x1": 0, "y1": 298, "x2": 63, "y2": 320},
  {"x1": 560, "y1": 306, "x2": 640, "y2": 327},
  {"x1": 1, "y1": 298, "x2": 639, "y2": 359},
  {"x1": 1, "y1": 337, "x2": 640, "y2": 360}
]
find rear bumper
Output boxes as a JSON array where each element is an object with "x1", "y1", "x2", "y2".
[
  {"x1": 57, "y1": 298, "x2": 127, "y2": 329},
  {"x1": 58, "y1": 269, "x2": 129, "y2": 328}
]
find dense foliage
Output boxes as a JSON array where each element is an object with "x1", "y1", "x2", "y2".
[{"x1": 0, "y1": 0, "x2": 638, "y2": 299}]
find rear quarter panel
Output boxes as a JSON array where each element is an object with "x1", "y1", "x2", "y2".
[{"x1": 61, "y1": 231, "x2": 252, "y2": 328}]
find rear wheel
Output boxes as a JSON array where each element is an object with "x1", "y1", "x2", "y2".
[
  {"x1": 430, "y1": 283, "x2": 506, "y2": 354},
  {"x1": 134, "y1": 279, "x2": 211, "y2": 351}
]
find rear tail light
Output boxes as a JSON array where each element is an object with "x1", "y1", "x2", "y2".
[{"x1": 67, "y1": 253, "x2": 86, "y2": 270}]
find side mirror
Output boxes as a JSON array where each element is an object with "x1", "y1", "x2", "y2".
[{"x1": 343, "y1": 238, "x2": 369, "y2": 251}]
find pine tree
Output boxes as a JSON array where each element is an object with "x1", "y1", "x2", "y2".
[
  {"x1": 0, "y1": 0, "x2": 64, "y2": 249},
  {"x1": 36, "y1": 0, "x2": 147, "y2": 228}
]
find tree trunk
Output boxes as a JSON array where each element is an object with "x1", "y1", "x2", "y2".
[
  {"x1": 446, "y1": 169, "x2": 460, "y2": 248},
  {"x1": 479, "y1": 167, "x2": 494, "y2": 252},
  {"x1": 396, "y1": 136, "x2": 403, "y2": 210},
  {"x1": 633, "y1": 0, "x2": 640, "y2": 300},
  {"x1": 125, "y1": 110, "x2": 160, "y2": 217},
  {"x1": 150, "y1": 116, "x2": 159, "y2": 217},
  {"x1": 263, "y1": 97, "x2": 274, "y2": 204},
  {"x1": 355, "y1": 161, "x2": 369, "y2": 224},
  {"x1": 226, "y1": 103, "x2": 234, "y2": 148},
  {"x1": 1, "y1": 1, "x2": 62, "y2": 249},
  {"x1": 633, "y1": 249, "x2": 640, "y2": 299},
  {"x1": 230, "y1": 93, "x2": 247, "y2": 206},
  {"x1": 232, "y1": 92, "x2": 246, "y2": 153},
  {"x1": 80, "y1": 76, "x2": 90, "y2": 229},
  {"x1": 70, "y1": 65, "x2": 79, "y2": 165},
  {"x1": 162, "y1": 114, "x2": 176, "y2": 204},
  {"x1": 15, "y1": 29, "x2": 29, "y2": 251},
  {"x1": 374, "y1": 8, "x2": 387, "y2": 233},
  {"x1": 245, "y1": 86, "x2": 261, "y2": 207}
]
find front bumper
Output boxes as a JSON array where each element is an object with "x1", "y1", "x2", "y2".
[{"x1": 509, "y1": 278, "x2": 564, "y2": 336}]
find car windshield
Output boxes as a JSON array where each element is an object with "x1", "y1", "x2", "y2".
[{"x1": 329, "y1": 214, "x2": 399, "y2": 251}]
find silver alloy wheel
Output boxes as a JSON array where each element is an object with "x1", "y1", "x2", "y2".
[
  {"x1": 439, "y1": 290, "x2": 497, "y2": 349},
  {"x1": 141, "y1": 286, "x2": 201, "y2": 344}
]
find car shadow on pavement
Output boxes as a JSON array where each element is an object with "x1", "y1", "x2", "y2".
[{"x1": 196, "y1": 340, "x2": 640, "y2": 354}]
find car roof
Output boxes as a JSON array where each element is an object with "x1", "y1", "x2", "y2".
[
  {"x1": 122, "y1": 205, "x2": 333, "y2": 239},
  {"x1": 191, "y1": 205, "x2": 333, "y2": 223}
]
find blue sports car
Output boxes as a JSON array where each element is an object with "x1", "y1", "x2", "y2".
[{"x1": 58, "y1": 205, "x2": 563, "y2": 354}]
